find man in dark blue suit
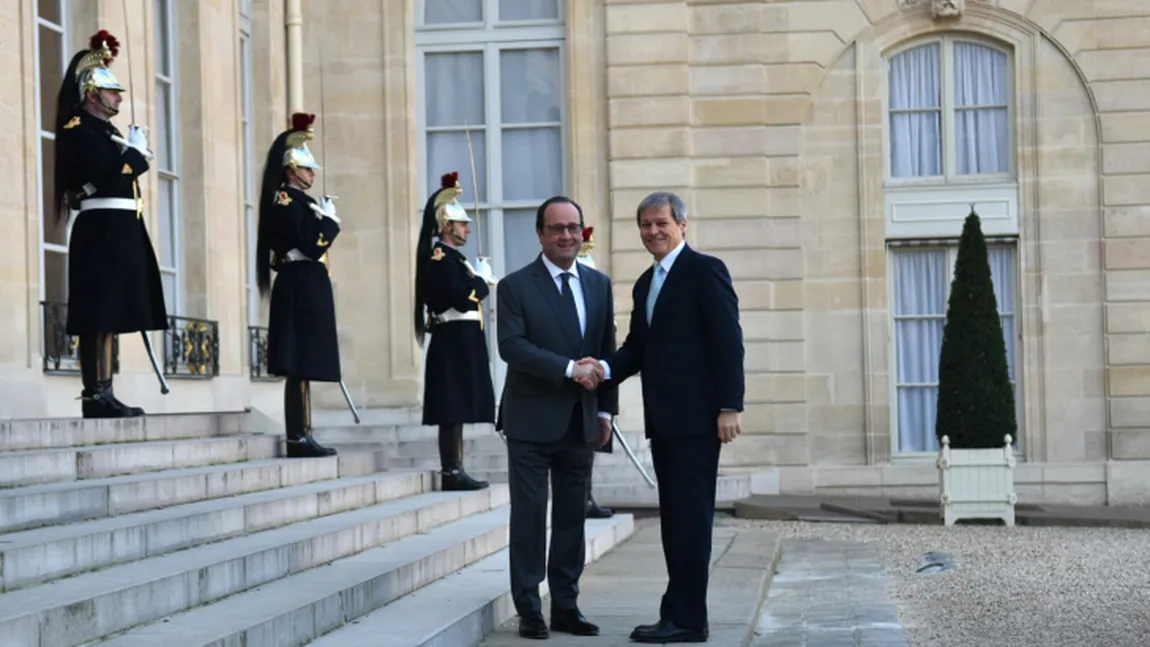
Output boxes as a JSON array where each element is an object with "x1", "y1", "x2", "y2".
[{"x1": 582, "y1": 191, "x2": 744, "y2": 643}]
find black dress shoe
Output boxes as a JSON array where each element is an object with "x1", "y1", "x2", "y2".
[
  {"x1": 518, "y1": 613, "x2": 549, "y2": 639},
  {"x1": 441, "y1": 468, "x2": 490, "y2": 491},
  {"x1": 630, "y1": 619, "x2": 708, "y2": 643},
  {"x1": 551, "y1": 608, "x2": 599, "y2": 636},
  {"x1": 586, "y1": 497, "x2": 614, "y2": 519},
  {"x1": 286, "y1": 436, "x2": 337, "y2": 458}
]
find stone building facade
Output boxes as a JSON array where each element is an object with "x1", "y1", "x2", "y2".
[{"x1": 7, "y1": 0, "x2": 1150, "y2": 503}]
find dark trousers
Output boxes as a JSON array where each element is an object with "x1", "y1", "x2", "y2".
[
  {"x1": 507, "y1": 405, "x2": 594, "y2": 617},
  {"x1": 650, "y1": 433, "x2": 721, "y2": 631},
  {"x1": 283, "y1": 377, "x2": 310, "y2": 439}
]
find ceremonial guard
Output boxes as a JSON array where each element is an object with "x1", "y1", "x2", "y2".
[
  {"x1": 575, "y1": 227, "x2": 615, "y2": 519},
  {"x1": 53, "y1": 30, "x2": 167, "y2": 419},
  {"x1": 255, "y1": 113, "x2": 341, "y2": 458},
  {"x1": 414, "y1": 172, "x2": 497, "y2": 491}
]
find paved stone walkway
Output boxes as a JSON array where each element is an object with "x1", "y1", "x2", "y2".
[
  {"x1": 479, "y1": 519, "x2": 781, "y2": 646},
  {"x1": 752, "y1": 538, "x2": 911, "y2": 647}
]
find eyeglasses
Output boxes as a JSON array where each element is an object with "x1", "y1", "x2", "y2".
[{"x1": 544, "y1": 224, "x2": 582, "y2": 236}]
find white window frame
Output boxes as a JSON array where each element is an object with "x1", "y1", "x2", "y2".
[
  {"x1": 239, "y1": 3, "x2": 257, "y2": 328},
  {"x1": 155, "y1": 0, "x2": 181, "y2": 315},
  {"x1": 35, "y1": 0, "x2": 71, "y2": 304},
  {"x1": 415, "y1": 0, "x2": 568, "y2": 396},
  {"x1": 883, "y1": 35, "x2": 1019, "y2": 240},
  {"x1": 887, "y1": 241, "x2": 1024, "y2": 458}
]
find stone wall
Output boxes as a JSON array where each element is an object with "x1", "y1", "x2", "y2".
[{"x1": 602, "y1": 0, "x2": 1148, "y2": 500}]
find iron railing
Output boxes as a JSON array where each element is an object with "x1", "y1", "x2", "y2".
[
  {"x1": 40, "y1": 301, "x2": 120, "y2": 375},
  {"x1": 162, "y1": 315, "x2": 220, "y2": 378},
  {"x1": 248, "y1": 325, "x2": 280, "y2": 381}
]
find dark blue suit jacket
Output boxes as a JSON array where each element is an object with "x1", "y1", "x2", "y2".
[{"x1": 605, "y1": 244, "x2": 745, "y2": 439}]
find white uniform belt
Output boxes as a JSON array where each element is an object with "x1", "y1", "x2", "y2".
[
  {"x1": 79, "y1": 197, "x2": 138, "y2": 212},
  {"x1": 433, "y1": 309, "x2": 481, "y2": 324}
]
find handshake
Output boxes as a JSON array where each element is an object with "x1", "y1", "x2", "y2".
[{"x1": 571, "y1": 357, "x2": 606, "y2": 390}]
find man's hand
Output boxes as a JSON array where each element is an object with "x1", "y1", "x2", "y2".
[
  {"x1": 718, "y1": 411, "x2": 742, "y2": 444},
  {"x1": 597, "y1": 416, "x2": 612, "y2": 448},
  {"x1": 572, "y1": 357, "x2": 604, "y2": 389}
]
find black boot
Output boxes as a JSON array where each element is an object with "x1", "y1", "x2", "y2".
[
  {"x1": 586, "y1": 463, "x2": 613, "y2": 519},
  {"x1": 98, "y1": 334, "x2": 144, "y2": 416},
  {"x1": 79, "y1": 334, "x2": 126, "y2": 419},
  {"x1": 438, "y1": 423, "x2": 488, "y2": 491},
  {"x1": 284, "y1": 378, "x2": 336, "y2": 458}
]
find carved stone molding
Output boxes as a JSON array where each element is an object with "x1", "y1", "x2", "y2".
[{"x1": 898, "y1": 0, "x2": 968, "y2": 20}]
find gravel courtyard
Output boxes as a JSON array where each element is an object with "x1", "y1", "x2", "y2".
[{"x1": 725, "y1": 517, "x2": 1150, "y2": 646}]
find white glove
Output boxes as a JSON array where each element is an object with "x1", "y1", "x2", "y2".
[
  {"x1": 127, "y1": 125, "x2": 153, "y2": 158},
  {"x1": 321, "y1": 197, "x2": 337, "y2": 219},
  {"x1": 473, "y1": 257, "x2": 498, "y2": 285}
]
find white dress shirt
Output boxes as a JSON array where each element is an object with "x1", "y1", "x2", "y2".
[{"x1": 540, "y1": 254, "x2": 611, "y2": 421}]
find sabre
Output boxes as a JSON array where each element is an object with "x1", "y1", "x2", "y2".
[
  {"x1": 316, "y1": 24, "x2": 357, "y2": 424},
  {"x1": 121, "y1": 0, "x2": 136, "y2": 125},
  {"x1": 463, "y1": 122, "x2": 483, "y2": 258},
  {"x1": 613, "y1": 419, "x2": 656, "y2": 488},
  {"x1": 140, "y1": 332, "x2": 171, "y2": 395}
]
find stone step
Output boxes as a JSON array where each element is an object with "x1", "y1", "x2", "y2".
[
  {"x1": 0, "y1": 412, "x2": 248, "y2": 452},
  {"x1": 0, "y1": 434, "x2": 280, "y2": 488},
  {"x1": 304, "y1": 514, "x2": 635, "y2": 647},
  {"x1": 0, "y1": 469, "x2": 428, "y2": 591},
  {"x1": 313, "y1": 422, "x2": 496, "y2": 445},
  {"x1": 0, "y1": 450, "x2": 385, "y2": 535},
  {"x1": 90, "y1": 505, "x2": 518, "y2": 647},
  {"x1": 592, "y1": 473, "x2": 756, "y2": 508},
  {"x1": 0, "y1": 485, "x2": 509, "y2": 647}
]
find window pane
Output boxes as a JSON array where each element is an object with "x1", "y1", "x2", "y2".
[
  {"x1": 162, "y1": 271, "x2": 176, "y2": 314},
  {"x1": 500, "y1": 48, "x2": 562, "y2": 124},
  {"x1": 424, "y1": 0, "x2": 482, "y2": 24},
  {"x1": 44, "y1": 249, "x2": 68, "y2": 304},
  {"x1": 155, "y1": 0, "x2": 171, "y2": 77},
  {"x1": 888, "y1": 43, "x2": 941, "y2": 178},
  {"x1": 425, "y1": 52, "x2": 485, "y2": 128},
  {"x1": 502, "y1": 208, "x2": 541, "y2": 275},
  {"x1": 155, "y1": 82, "x2": 172, "y2": 171},
  {"x1": 427, "y1": 131, "x2": 486, "y2": 205},
  {"x1": 501, "y1": 127, "x2": 562, "y2": 201},
  {"x1": 499, "y1": 0, "x2": 559, "y2": 21},
  {"x1": 41, "y1": 137, "x2": 69, "y2": 245},
  {"x1": 38, "y1": 0, "x2": 61, "y2": 23},
  {"x1": 892, "y1": 249, "x2": 947, "y2": 453},
  {"x1": 39, "y1": 25, "x2": 64, "y2": 132},
  {"x1": 988, "y1": 245, "x2": 1017, "y2": 381},
  {"x1": 954, "y1": 43, "x2": 1009, "y2": 175},
  {"x1": 159, "y1": 178, "x2": 175, "y2": 266}
]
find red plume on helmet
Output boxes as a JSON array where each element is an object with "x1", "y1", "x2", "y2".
[
  {"x1": 88, "y1": 30, "x2": 120, "y2": 63},
  {"x1": 582, "y1": 226, "x2": 594, "y2": 243},
  {"x1": 290, "y1": 112, "x2": 316, "y2": 131},
  {"x1": 440, "y1": 172, "x2": 459, "y2": 190}
]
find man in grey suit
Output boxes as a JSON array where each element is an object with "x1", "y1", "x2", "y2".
[{"x1": 496, "y1": 195, "x2": 618, "y2": 640}]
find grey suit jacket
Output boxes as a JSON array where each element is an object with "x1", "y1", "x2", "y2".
[{"x1": 496, "y1": 255, "x2": 619, "y2": 444}]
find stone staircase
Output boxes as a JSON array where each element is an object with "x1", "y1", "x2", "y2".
[
  {"x1": 0, "y1": 412, "x2": 634, "y2": 647},
  {"x1": 310, "y1": 406, "x2": 777, "y2": 509}
]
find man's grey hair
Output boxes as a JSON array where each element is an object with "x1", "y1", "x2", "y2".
[{"x1": 635, "y1": 191, "x2": 688, "y2": 224}]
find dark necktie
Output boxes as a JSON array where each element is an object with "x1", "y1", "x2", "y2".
[{"x1": 560, "y1": 271, "x2": 582, "y2": 337}]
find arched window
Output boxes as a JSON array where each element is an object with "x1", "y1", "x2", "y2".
[{"x1": 888, "y1": 37, "x2": 1012, "y2": 182}]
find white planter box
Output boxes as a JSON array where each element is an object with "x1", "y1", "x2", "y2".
[{"x1": 936, "y1": 434, "x2": 1017, "y2": 526}]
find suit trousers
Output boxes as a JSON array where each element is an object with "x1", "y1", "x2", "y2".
[
  {"x1": 507, "y1": 404, "x2": 594, "y2": 617},
  {"x1": 650, "y1": 432, "x2": 722, "y2": 631}
]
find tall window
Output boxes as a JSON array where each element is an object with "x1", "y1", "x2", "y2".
[
  {"x1": 239, "y1": 0, "x2": 257, "y2": 326},
  {"x1": 154, "y1": 0, "x2": 180, "y2": 314},
  {"x1": 887, "y1": 37, "x2": 1011, "y2": 181},
  {"x1": 885, "y1": 36, "x2": 1020, "y2": 454},
  {"x1": 890, "y1": 245, "x2": 1017, "y2": 453},
  {"x1": 415, "y1": 0, "x2": 566, "y2": 278},
  {"x1": 37, "y1": 0, "x2": 70, "y2": 305}
]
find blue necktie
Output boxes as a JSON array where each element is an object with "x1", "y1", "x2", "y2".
[{"x1": 646, "y1": 264, "x2": 666, "y2": 323}]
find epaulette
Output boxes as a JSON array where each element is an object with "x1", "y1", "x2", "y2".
[
  {"x1": 275, "y1": 191, "x2": 292, "y2": 206},
  {"x1": 431, "y1": 247, "x2": 445, "y2": 261}
]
